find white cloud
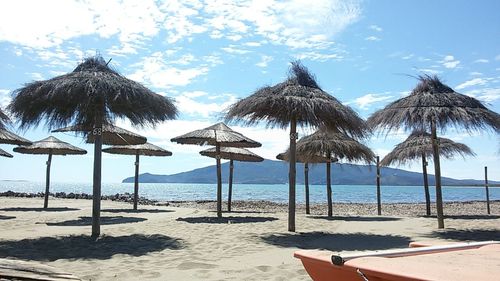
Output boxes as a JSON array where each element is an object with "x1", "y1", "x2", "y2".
[
  {"x1": 465, "y1": 88, "x2": 500, "y2": 103},
  {"x1": 256, "y1": 55, "x2": 274, "y2": 68},
  {"x1": 349, "y1": 93, "x2": 393, "y2": 110},
  {"x1": 469, "y1": 71, "x2": 483, "y2": 76},
  {"x1": 365, "y1": 36, "x2": 380, "y2": 41},
  {"x1": 0, "y1": 89, "x2": 11, "y2": 108},
  {"x1": 28, "y1": 72, "x2": 44, "y2": 80},
  {"x1": 417, "y1": 68, "x2": 442, "y2": 75},
  {"x1": 174, "y1": 91, "x2": 237, "y2": 118},
  {"x1": 495, "y1": 54, "x2": 500, "y2": 61},
  {"x1": 401, "y1": 54, "x2": 414, "y2": 60},
  {"x1": 369, "y1": 25, "x2": 382, "y2": 32},
  {"x1": 128, "y1": 52, "x2": 209, "y2": 88},
  {"x1": 473, "y1": 59, "x2": 489, "y2": 63},
  {"x1": 221, "y1": 46, "x2": 251, "y2": 55},
  {"x1": 455, "y1": 78, "x2": 489, "y2": 90},
  {"x1": 441, "y1": 55, "x2": 460, "y2": 69},
  {"x1": 295, "y1": 52, "x2": 343, "y2": 62}
]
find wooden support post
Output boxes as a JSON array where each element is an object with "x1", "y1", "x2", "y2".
[
  {"x1": 422, "y1": 153, "x2": 431, "y2": 216},
  {"x1": 288, "y1": 117, "x2": 297, "y2": 232},
  {"x1": 216, "y1": 143, "x2": 222, "y2": 218},
  {"x1": 133, "y1": 153, "x2": 140, "y2": 210},
  {"x1": 431, "y1": 122, "x2": 444, "y2": 229},
  {"x1": 43, "y1": 153, "x2": 52, "y2": 209},
  {"x1": 304, "y1": 163, "x2": 310, "y2": 215},
  {"x1": 228, "y1": 159, "x2": 234, "y2": 212},
  {"x1": 376, "y1": 156, "x2": 381, "y2": 216},
  {"x1": 485, "y1": 166, "x2": 490, "y2": 215}
]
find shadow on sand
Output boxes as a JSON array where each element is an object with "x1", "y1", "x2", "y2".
[
  {"x1": 0, "y1": 234, "x2": 185, "y2": 261},
  {"x1": 45, "y1": 216, "x2": 147, "y2": 226},
  {"x1": 0, "y1": 215, "x2": 15, "y2": 220},
  {"x1": 102, "y1": 208, "x2": 174, "y2": 214},
  {"x1": 0, "y1": 207, "x2": 79, "y2": 212},
  {"x1": 261, "y1": 232, "x2": 411, "y2": 252},
  {"x1": 177, "y1": 216, "x2": 278, "y2": 224},
  {"x1": 427, "y1": 229, "x2": 500, "y2": 241},
  {"x1": 309, "y1": 216, "x2": 402, "y2": 222}
]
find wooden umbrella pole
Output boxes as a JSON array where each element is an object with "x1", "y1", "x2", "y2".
[
  {"x1": 304, "y1": 163, "x2": 310, "y2": 215},
  {"x1": 216, "y1": 142, "x2": 222, "y2": 218},
  {"x1": 133, "y1": 153, "x2": 140, "y2": 210},
  {"x1": 44, "y1": 152, "x2": 52, "y2": 209},
  {"x1": 422, "y1": 152, "x2": 431, "y2": 216},
  {"x1": 288, "y1": 117, "x2": 297, "y2": 232},
  {"x1": 228, "y1": 159, "x2": 234, "y2": 212},
  {"x1": 376, "y1": 156, "x2": 381, "y2": 215},
  {"x1": 326, "y1": 160, "x2": 332, "y2": 217},
  {"x1": 92, "y1": 124, "x2": 103, "y2": 238},
  {"x1": 485, "y1": 166, "x2": 490, "y2": 214},
  {"x1": 431, "y1": 121, "x2": 444, "y2": 229}
]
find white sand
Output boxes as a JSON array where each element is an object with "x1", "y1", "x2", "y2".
[{"x1": 0, "y1": 197, "x2": 498, "y2": 280}]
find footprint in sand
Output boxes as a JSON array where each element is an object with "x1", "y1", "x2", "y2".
[{"x1": 177, "y1": 261, "x2": 217, "y2": 270}]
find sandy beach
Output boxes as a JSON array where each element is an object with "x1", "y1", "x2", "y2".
[{"x1": 0, "y1": 197, "x2": 499, "y2": 280}]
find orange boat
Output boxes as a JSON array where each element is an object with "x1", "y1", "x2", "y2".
[{"x1": 294, "y1": 241, "x2": 500, "y2": 281}]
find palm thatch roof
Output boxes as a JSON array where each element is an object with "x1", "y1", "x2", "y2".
[
  {"x1": 171, "y1": 122, "x2": 261, "y2": 148},
  {"x1": 8, "y1": 55, "x2": 178, "y2": 135},
  {"x1": 53, "y1": 124, "x2": 146, "y2": 145},
  {"x1": 295, "y1": 129, "x2": 375, "y2": 164},
  {"x1": 368, "y1": 75, "x2": 500, "y2": 133},
  {"x1": 13, "y1": 136, "x2": 86, "y2": 155},
  {"x1": 0, "y1": 129, "x2": 32, "y2": 145},
  {"x1": 380, "y1": 130, "x2": 475, "y2": 166},
  {"x1": 0, "y1": 148, "x2": 13, "y2": 158},
  {"x1": 102, "y1": 142, "x2": 172, "y2": 156},
  {"x1": 200, "y1": 147, "x2": 264, "y2": 162},
  {"x1": 225, "y1": 61, "x2": 369, "y2": 138}
]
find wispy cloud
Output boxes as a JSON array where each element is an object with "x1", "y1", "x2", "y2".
[
  {"x1": 174, "y1": 91, "x2": 237, "y2": 118},
  {"x1": 441, "y1": 55, "x2": 460, "y2": 69},
  {"x1": 465, "y1": 88, "x2": 500, "y2": 103},
  {"x1": 365, "y1": 36, "x2": 380, "y2": 41},
  {"x1": 348, "y1": 93, "x2": 393, "y2": 110},
  {"x1": 221, "y1": 46, "x2": 251, "y2": 55},
  {"x1": 369, "y1": 25, "x2": 382, "y2": 32},
  {"x1": 256, "y1": 55, "x2": 274, "y2": 68},
  {"x1": 455, "y1": 78, "x2": 489, "y2": 90},
  {"x1": 474, "y1": 59, "x2": 489, "y2": 63}
]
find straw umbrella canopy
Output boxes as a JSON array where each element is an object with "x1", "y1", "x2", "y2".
[
  {"x1": 225, "y1": 61, "x2": 370, "y2": 232},
  {"x1": 8, "y1": 55, "x2": 177, "y2": 238},
  {"x1": 294, "y1": 129, "x2": 375, "y2": 217},
  {"x1": 368, "y1": 75, "x2": 500, "y2": 228},
  {"x1": 0, "y1": 148, "x2": 13, "y2": 158},
  {"x1": 200, "y1": 147, "x2": 264, "y2": 212},
  {"x1": 276, "y1": 151, "x2": 337, "y2": 215},
  {"x1": 381, "y1": 130, "x2": 475, "y2": 216},
  {"x1": 13, "y1": 136, "x2": 86, "y2": 208},
  {"x1": 0, "y1": 108, "x2": 31, "y2": 146},
  {"x1": 102, "y1": 143, "x2": 172, "y2": 210},
  {"x1": 171, "y1": 122, "x2": 261, "y2": 218},
  {"x1": 53, "y1": 124, "x2": 146, "y2": 145}
]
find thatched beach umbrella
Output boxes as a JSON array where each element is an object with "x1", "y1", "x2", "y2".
[
  {"x1": 294, "y1": 129, "x2": 375, "y2": 217},
  {"x1": 276, "y1": 152, "x2": 337, "y2": 215},
  {"x1": 381, "y1": 130, "x2": 475, "y2": 216},
  {"x1": 200, "y1": 146, "x2": 264, "y2": 212},
  {"x1": 225, "y1": 61, "x2": 369, "y2": 231},
  {"x1": 171, "y1": 122, "x2": 261, "y2": 217},
  {"x1": 13, "y1": 136, "x2": 86, "y2": 208},
  {"x1": 0, "y1": 148, "x2": 13, "y2": 158},
  {"x1": 53, "y1": 124, "x2": 147, "y2": 145},
  {"x1": 368, "y1": 75, "x2": 500, "y2": 228},
  {"x1": 0, "y1": 108, "x2": 31, "y2": 146},
  {"x1": 9, "y1": 55, "x2": 177, "y2": 237},
  {"x1": 102, "y1": 142, "x2": 172, "y2": 210}
]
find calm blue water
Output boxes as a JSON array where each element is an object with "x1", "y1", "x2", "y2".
[{"x1": 0, "y1": 181, "x2": 498, "y2": 203}]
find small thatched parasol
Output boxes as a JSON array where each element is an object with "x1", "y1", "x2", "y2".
[
  {"x1": 14, "y1": 136, "x2": 86, "y2": 208},
  {"x1": 102, "y1": 143, "x2": 172, "y2": 210},
  {"x1": 200, "y1": 147, "x2": 264, "y2": 212},
  {"x1": 381, "y1": 130, "x2": 475, "y2": 216},
  {"x1": 225, "y1": 61, "x2": 370, "y2": 232},
  {"x1": 0, "y1": 148, "x2": 13, "y2": 158},
  {"x1": 368, "y1": 75, "x2": 500, "y2": 228},
  {"x1": 9, "y1": 55, "x2": 177, "y2": 238},
  {"x1": 0, "y1": 108, "x2": 31, "y2": 146},
  {"x1": 276, "y1": 151, "x2": 337, "y2": 214},
  {"x1": 53, "y1": 124, "x2": 146, "y2": 145},
  {"x1": 293, "y1": 129, "x2": 374, "y2": 217},
  {"x1": 171, "y1": 122, "x2": 261, "y2": 217}
]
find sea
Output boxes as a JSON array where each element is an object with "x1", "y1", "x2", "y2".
[{"x1": 0, "y1": 181, "x2": 498, "y2": 204}]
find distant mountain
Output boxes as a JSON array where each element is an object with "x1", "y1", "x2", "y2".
[{"x1": 123, "y1": 159, "x2": 496, "y2": 186}]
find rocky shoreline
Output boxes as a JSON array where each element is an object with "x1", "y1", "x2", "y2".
[{"x1": 1, "y1": 190, "x2": 498, "y2": 217}]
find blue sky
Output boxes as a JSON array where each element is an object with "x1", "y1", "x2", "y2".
[{"x1": 0, "y1": 0, "x2": 499, "y2": 183}]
